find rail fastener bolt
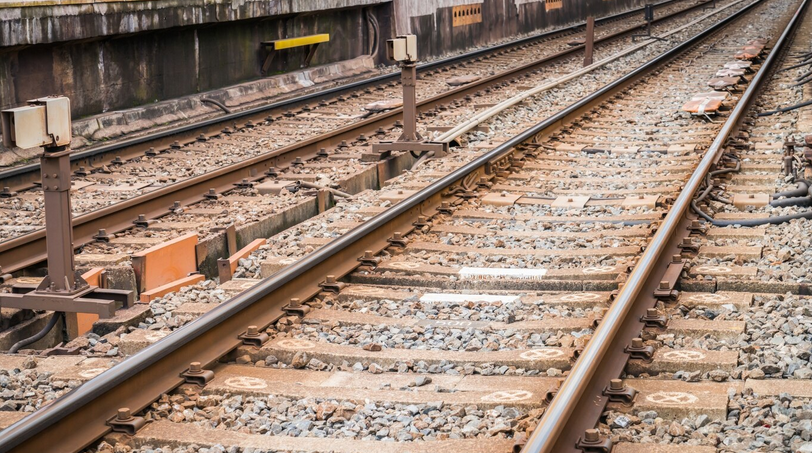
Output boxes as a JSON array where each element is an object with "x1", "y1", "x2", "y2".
[
  {"x1": 107, "y1": 407, "x2": 147, "y2": 435},
  {"x1": 239, "y1": 325, "x2": 270, "y2": 346},
  {"x1": 358, "y1": 250, "x2": 381, "y2": 268},
  {"x1": 180, "y1": 361, "x2": 215, "y2": 386},
  {"x1": 602, "y1": 378, "x2": 638, "y2": 405},
  {"x1": 576, "y1": 428, "x2": 613, "y2": 453},
  {"x1": 544, "y1": 378, "x2": 564, "y2": 404},
  {"x1": 93, "y1": 229, "x2": 112, "y2": 243},
  {"x1": 284, "y1": 298, "x2": 311, "y2": 317},
  {"x1": 413, "y1": 215, "x2": 430, "y2": 228},
  {"x1": 625, "y1": 338, "x2": 655, "y2": 363},
  {"x1": 641, "y1": 308, "x2": 669, "y2": 329},
  {"x1": 319, "y1": 275, "x2": 346, "y2": 294},
  {"x1": 387, "y1": 232, "x2": 409, "y2": 248}
]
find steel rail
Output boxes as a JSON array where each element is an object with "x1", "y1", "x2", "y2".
[
  {"x1": 0, "y1": 0, "x2": 687, "y2": 193},
  {"x1": 521, "y1": 0, "x2": 809, "y2": 451},
  {"x1": 0, "y1": 1, "x2": 770, "y2": 452},
  {"x1": 0, "y1": 0, "x2": 708, "y2": 275}
]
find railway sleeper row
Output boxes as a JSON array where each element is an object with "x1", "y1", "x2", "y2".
[{"x1": 0, "y1": 0, "x2": 808, "y2": 451}]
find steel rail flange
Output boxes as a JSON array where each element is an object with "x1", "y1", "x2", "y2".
[
  {"x1": 0, "y1": 1, "x2": 764, "y2": 452},
  {"x1": 521, "y1": 0, "x2": 810, "y2": 451}
]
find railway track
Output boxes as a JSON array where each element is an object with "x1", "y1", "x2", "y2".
[
  {"x1": 0, "y1": 0, "x2": 729, "y2": 276},
  {"x1": 0, "y1": 0, "x2": 807, "y2": 451}
]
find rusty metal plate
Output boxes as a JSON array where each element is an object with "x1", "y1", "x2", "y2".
[
  {"x1": 452, "y1": 3, "x2": 482, "y2": 27},
  {"x1": 481, "y1": 192, "x2": 522, "y2": 206},
  {"x1": 621, "y1": 195, "x2": 659, "y2": 208},
  {"x1": 545, "y1": 0, "x2": 563, "y2": 11},
  {"x1": 725, "y1": 61, "x2": 752, "y2": 70},
  {"x1": 692, "y1": 91, "x2": 730, "y2": 101},
  {"x1": 707, "y1": 77, "x2": 739, "y2": 89},
  {"x1": 735, "y1": 50, "x2": 759, "y2": 60},
  {"x1": 609, "y1": 146, "x2": 641, "y2": 154},
  {"x1": 255, "y1": 180, "x2": 294, "y2": 195},
  {"x1": 667, "y1": 144, "x2": 697, "y2": 153},
  {"x1": 70, "y1": 181, "x2": 96, "y2": 191},
  {"x1": 446, "y1": 75, "x2": 482, "y2": 86},
  {"x1": 379, "y1": 189, "x2": 418, "y2": 204},
  {"x1": 86, "y1": 183, "x2": 152, "y2": 192},
  {"x1": 551, "y1": 196, "x2": 589, "y2": 208},
  {"x1": 682, "y1": 98, "x2": 723, "y2": 114},
  {"x1": 364, "y1": 99, "x2": 403, "y2": 112},
  {"x1": 716, "y1": 68, "x2": 745, "y2": 77}
]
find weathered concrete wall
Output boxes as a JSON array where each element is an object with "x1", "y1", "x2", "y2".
[
  {"x1": 396, "y1": 0, "x2": 648, "y2": 57},
  {"x1": 0, "y1": 2, "x2": 393, "y2": 117},
  {"x1": 0, "y1": 0, "x2": 650, "y2": 146},
  {"x1": 0, "y1": 0, "x2": 389, "y2": 47}
]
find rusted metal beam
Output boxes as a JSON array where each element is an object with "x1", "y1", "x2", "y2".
[{"x1": 584, "y1": 16, "x2": 595, "y2": 66}]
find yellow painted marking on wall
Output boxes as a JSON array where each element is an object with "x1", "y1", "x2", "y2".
[{"x1": 272, "y1": 34, "x2": 330, "y2": 50}]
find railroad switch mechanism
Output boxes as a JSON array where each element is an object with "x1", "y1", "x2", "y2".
[
  {"x1": 371, "y1": 34, "x2": 447, "y2": 160},
  {"x1": 0, "y1": 96, "x2": 133, "y2": 320}
]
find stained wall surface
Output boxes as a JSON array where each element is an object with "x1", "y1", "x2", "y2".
[{"x1": 0, "y1": 0, "x2": 643, "y2": 118}]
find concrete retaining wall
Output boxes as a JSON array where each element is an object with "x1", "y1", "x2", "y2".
[
  {"x1": 0, "y1": 1, "x2": 393, "y2": 117},
  {"x1": 400, "y1": 0, "x2": 648, "y2": 59}
]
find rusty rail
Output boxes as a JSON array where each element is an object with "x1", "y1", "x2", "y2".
[
  {"x1": 0, "y1": 0, "x2": 709, "y2": 275},
  {"x1": 521, "y1": 0, "x2": 809, "y2": 451},
  {"x1": 0, "y1": 1, "x2": 772, "y2": 451}
]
